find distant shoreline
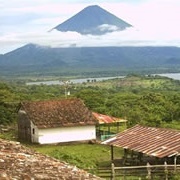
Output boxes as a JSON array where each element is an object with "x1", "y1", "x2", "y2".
[{"x1": 26, "y1": 73, "x2": 180, "y2": 86}]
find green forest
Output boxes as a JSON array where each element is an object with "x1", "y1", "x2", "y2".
[{"x1": 0, "y1": 74, "x2": 180, "y2": 130}]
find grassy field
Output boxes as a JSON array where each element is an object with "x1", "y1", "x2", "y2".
[{"x1": 32, "y1": 143, "x2": 123, "y2": 173}]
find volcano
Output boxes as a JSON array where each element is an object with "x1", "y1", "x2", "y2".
[{"x1": 51, "y1": 5, "x2": 132, "y2": 35}]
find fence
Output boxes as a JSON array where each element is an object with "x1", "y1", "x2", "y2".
[{"x1": 97, "y1": 163, "x2": 180, "y2": 179}]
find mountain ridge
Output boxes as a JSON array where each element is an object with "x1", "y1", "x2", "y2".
[{"x1": 0, "y1": 44, "x2": 180, "y2": 76}]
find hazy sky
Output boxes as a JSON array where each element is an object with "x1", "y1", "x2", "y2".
[{"x1": 1, "y1": 0, "x2": 180, "y2": 54}]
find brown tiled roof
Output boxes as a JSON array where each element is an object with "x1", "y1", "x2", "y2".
[
  {"x1": 93, "y1": 112, "x2": 127, "y2": 124},
  {"x1": 0, "y1": 138, "x2": 102, "y2": 179},
  {"x1": 102, "y1": 125, "x2": 180, "y2": 158},
  {"x1": 20, "y1": 98, "x2": 97, "y2": 128}
]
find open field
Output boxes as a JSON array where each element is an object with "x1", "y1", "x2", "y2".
[{"x1": 32, "y1": 143, "x2": 123, "y2": 172}]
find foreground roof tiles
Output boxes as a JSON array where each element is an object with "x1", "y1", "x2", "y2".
[
  {"x1": 0, "y1": 138, "x2": 101, "y2": 179},
  {"x1": 102, "y1": 125, "x2": 180, "y2": 158},
  {"x1": 20, "y1": 98, "x2": 97, "y2": 128}
]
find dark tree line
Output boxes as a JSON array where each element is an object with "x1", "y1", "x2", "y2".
[{"x1": 75, "y1": 88, "x2": 180, "y2": 128}]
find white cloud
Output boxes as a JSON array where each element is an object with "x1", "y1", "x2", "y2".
[
  {"x1": 2, "y1": 27, "x2": 179, "y2": 54},
  {"x1": 98, "y1": 24, "x2": 119, "y2": 32},
  {"x1": 0, "y1": 0, "x2": 180, "y2": 53}
]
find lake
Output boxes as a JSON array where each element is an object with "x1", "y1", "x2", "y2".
[
  {"x1": 26, "y1": 73, "x2": 180, "y2": 86},
  {"x1": 155, "y1": 73, "x2": 180, "y2": 80},
  {"x1": 26, "y1": 76, "x2": 125, "y2": 85}
]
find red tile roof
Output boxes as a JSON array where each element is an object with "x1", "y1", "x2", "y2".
[
  {"x1": 0, "y1": 138, "x2": 102, "y2": 179},
  {"x1": 102, "y1": 125, "x2": 180, "y2": 158},
  {"x1": 20, "y1": 99, "x2": 97, "y2": 128},
  {"x1": 92, "y1": 112, "x2": 127, "y2": 124}
]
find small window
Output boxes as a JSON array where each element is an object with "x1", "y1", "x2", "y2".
[{"x1": 32, "y1": 128, "x2": 35, "y2": 134}]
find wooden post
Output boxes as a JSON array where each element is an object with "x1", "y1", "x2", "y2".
[
  {"x1": 98, "y1": 125, "x2": 101, "y2": 139},
  {"x1": 111, "y1": 163, "x2": 115, "y2": 180},
  {"x1": 146, "y1": 162, "x2": 151, "y2": 180},
  {"x1": 111, "y1": 145, "x2": 114, "y2": 161},
  {"x1": 164, "y1": 161, "x2": 168, "y2": 180},
  {"x1": 108, "y1": 125, "x2": 110, "y2": 135},
  {"x1": 116, "y1": 122, "x2": 120, "y2": 133},
  {"x1": 174, "y1": 156, "x2": 177, "y2": 172},
  {"x1": 123, "y1": 149, "x2": 127, "y2": 165}
]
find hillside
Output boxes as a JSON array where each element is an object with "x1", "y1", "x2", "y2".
[{"x1": 0, "y1": 45, "x2": 180, "y2": 77}]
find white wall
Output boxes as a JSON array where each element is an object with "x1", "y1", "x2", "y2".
[
  {"x1": 31, "y1": 121, "x2": 39, "y2": 143},
  {"x1": 37, "y1": 125, "x2": 96, "y2": 144}
]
